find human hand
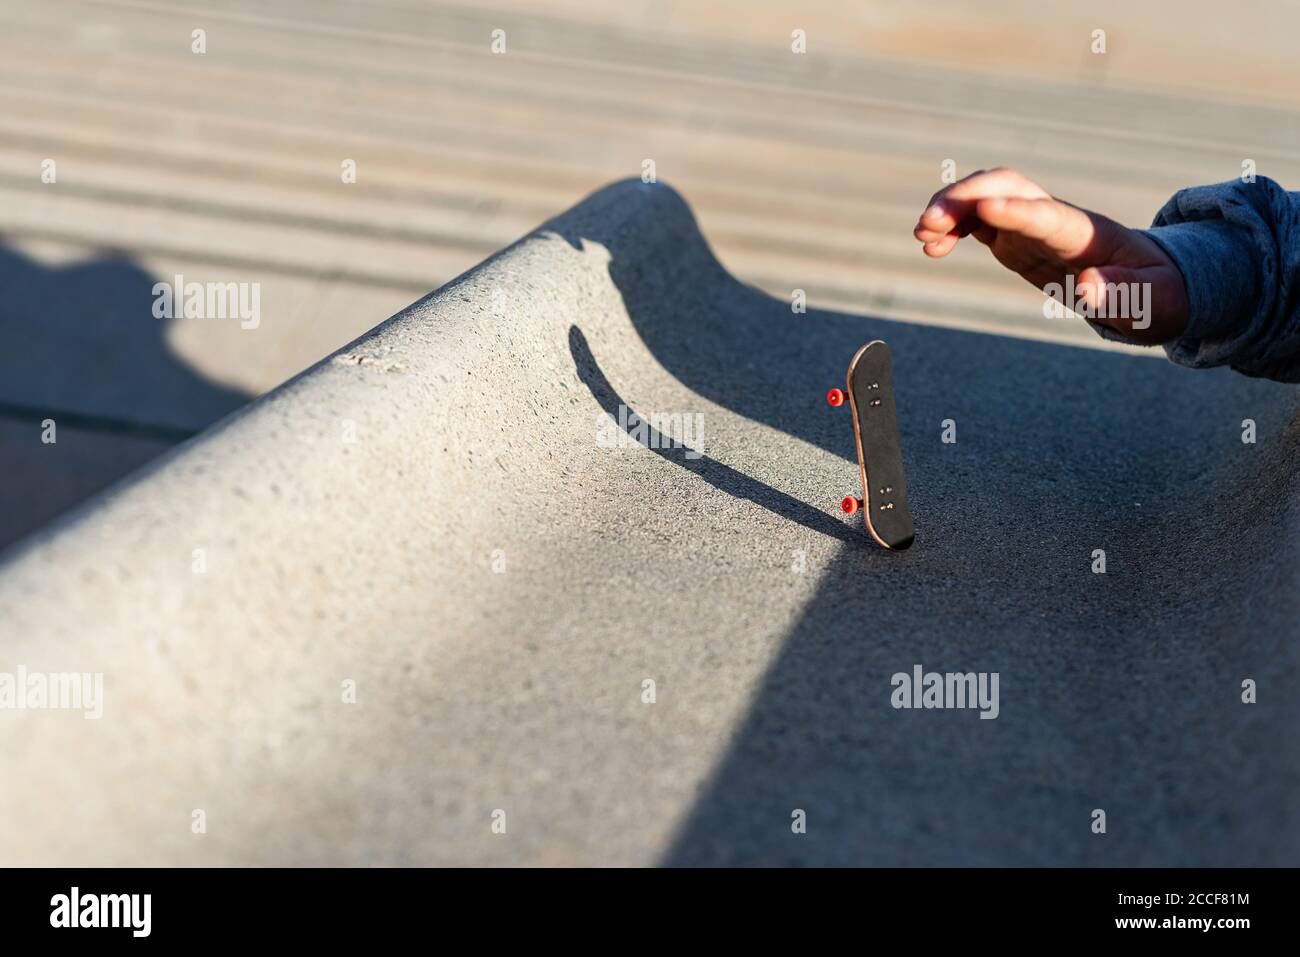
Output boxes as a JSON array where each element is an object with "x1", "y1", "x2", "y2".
[{"x1": 913, "y1": 167, "x2": 1189, "y2": 343}]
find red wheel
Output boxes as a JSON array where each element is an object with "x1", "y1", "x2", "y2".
[
  {"x1": 840, "y1": 496, "x2": 860, "y2": 515},
  {"x1": 826, "y1": 388, "x2": 845, "y2": 407}
]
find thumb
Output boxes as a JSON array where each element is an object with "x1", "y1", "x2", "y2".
[
  {"x1": 976, "y1": 196, "x2": 1094, "y2": 257},
  {"x1": 1075, "y1": 265, "x2": 1180, "y2": 342}
]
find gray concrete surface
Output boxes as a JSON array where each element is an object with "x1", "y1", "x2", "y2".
[
  {"x1": 0, "y1": 419, "x2": 174, "y2": 547},
  {"x1": 0, "y1": 179, "x2": 1296, "y2": 866},
  {"x1": 7, "y1": 0, "x2": 1300, "y2": 553}
]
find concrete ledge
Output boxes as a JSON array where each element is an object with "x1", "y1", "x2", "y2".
[{"x1": 1, "y1": 180, "x2": 1297, "y2": 866}]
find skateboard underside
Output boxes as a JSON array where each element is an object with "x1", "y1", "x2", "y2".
[{"x1": 846, "y1": 341, "x2": 914, "y2": 550}]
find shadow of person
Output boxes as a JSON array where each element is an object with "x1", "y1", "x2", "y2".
[
  {"x1": 0, "y1": 243, "x2": 250, "y2": 549},
  {"x1": 556, "y1": 179, "x2": 1300, "y2": 866}
]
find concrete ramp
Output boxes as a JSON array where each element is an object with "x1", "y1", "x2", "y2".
[{"x1": 1, "y1": 180, "x2": 1296, "y2": 865}]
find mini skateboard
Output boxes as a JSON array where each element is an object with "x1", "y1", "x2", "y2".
[{"x1": 826, "y1": 341, "x2": 915, "y2": 550}]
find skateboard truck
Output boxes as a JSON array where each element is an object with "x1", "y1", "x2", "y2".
[{"x1": 827, "y1": 341, "x2": 915, "y2": 550}]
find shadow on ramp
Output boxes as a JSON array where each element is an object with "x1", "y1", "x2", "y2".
[
  {"x1": 554, "y1": 180, "x2": 1300, "y2": 866},
  {"x1": 570, "y1": 324, "x2": 858, "y2": 544},
  {"x1": 0, "y1": 243, "x2": 249, "y2": 548}
]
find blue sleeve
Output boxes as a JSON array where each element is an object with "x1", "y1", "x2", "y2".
[{"x1": 1138, "y1": 176, "x2": 1300, "y2": 383}]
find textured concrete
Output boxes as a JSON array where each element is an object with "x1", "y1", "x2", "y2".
[
  {"x1": 0, "y1": 180, "x2": 1297, "y2": 866},
  {"x1": 8, "y1": 0, "x2": 1300, "y2": 553}
]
